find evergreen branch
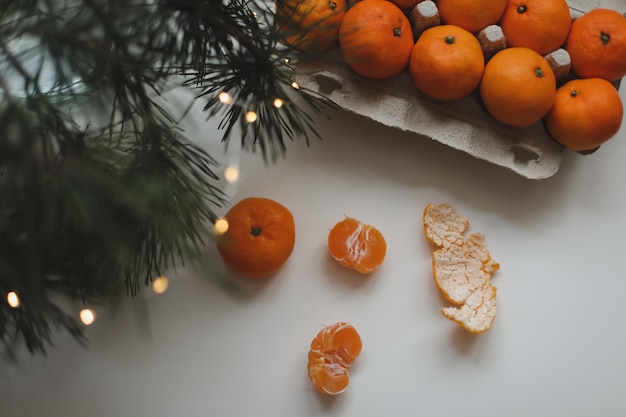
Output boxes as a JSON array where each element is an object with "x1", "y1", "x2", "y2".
[{"x1": 0, "y1": 0, "x2": 334, "y2": 355}]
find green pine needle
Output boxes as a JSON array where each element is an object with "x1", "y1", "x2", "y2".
[{"x1": 0, "y1": 0, "x2": 333, "y2": 355}]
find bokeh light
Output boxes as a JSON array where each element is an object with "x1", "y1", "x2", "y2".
[
  {"x1": 6, "y1": 291, "x2": 20, "y2": 308},
  {"x1": 245, "y1": 111, "x2": 257, "y2": 123},
  {"x1": 214, "y1": 218, "x2": 229, "y2": 235},
  {"x1": 152, "y1": 276, "x2": 170, "y2": 294},
  {"x1": 79, "y1": 309, "x2": 96, "y2": 326},
  {"x1": 224, "y1": 165, "x2": 240, "y2": 183},
  {"x1": 218, "y1": 91, "x2": 233, "y2": 104}
]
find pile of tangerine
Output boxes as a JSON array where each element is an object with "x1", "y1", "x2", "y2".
[{"x1": 276, "y1": 0, "x2": 626, "y2": 152}]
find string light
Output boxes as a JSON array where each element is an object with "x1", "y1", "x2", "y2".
[
  {"x1": 245, "y1": 111, "x2": 258, "y2": 123},
  {"x1": 291, "y1": 81, "x2": 300, "y2": 90},
  {"x1": 6, "y1": 291, "x2": 20, "y2": 308},
  {"x1": 79, "y1": 308, "x2": 96, "y2": 326},
  {"x1": 214, "y1": 217, "x2": 229, "y2": 235},
  {"x1": 224, "y1": 165, "x2": 240, "y2": 183},
  {"x1": 273, "y1": 98, "x2": 284, "y2": 108},
  {"x1": 218, "y1": 91, "x2": 233, "y2": 104},
  {"x1": 284, "y1": 58, "x2": 290, "y2": 65},
  {"x1": 152, "y1": 276, "x2": 169, "y2": 294}
]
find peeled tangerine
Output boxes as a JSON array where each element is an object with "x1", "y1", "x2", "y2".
[
  {"x1": 307, "y1": 322, "x2": 362, "y2": 395},
  {"x1": 328, "y1": 217, "x2": 386, "y2": 273},
  {"x1": 423, "y1": 203, "x2": 500, "y2": 333}
]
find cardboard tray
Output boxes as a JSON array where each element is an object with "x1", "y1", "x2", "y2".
[{"x1": 293, "y1": 1, "x2": 623, "y2": 180}]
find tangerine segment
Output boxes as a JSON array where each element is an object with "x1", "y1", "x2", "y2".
[
  {"x1": 310, "y1": 321, "x2": 363, "y2": 361},
  {"x1": 307, "y1": 322, "x2": 362, "y2": 395},
  {"x1": 307, "y1": 352, "x2": 350, "y2": 395},
  {"x1": 328, "y1": 217, "x2": 386, "y2": 274}
]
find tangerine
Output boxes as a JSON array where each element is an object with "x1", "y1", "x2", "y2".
[
  {"x1": 275, "y1": 0, "x2": 347, "y2": 52},
  {"x1": 436, "y1": 0, "x2": 508, "y2": 34},
  {"x1": 544, "y1": 78, "x2": 624, "y2": 152},
  {"x1": 216, "y1": 197, "x2": 296, "y2": 279},
  {"x1": 480, "y1": 47, "x2": 556, "y2": 127},
  {"x1": 339, "y1": 0, "x2": 414, "y2": 80},
  {"x1": 499, "y1": 0, "x2": 572, "y2": 56},
  {"x1": 328, "y1": 217, "x2": 386, "y2": 274},
  {"x1": 408, "y1": 24, "x2": 485, "y2": 101},
  {"x1": 565, "y1": 8, "x2": 626, "y2": 82},
  {"x1": 307, "y1": 322, "x2": 362, "y2": 395}
]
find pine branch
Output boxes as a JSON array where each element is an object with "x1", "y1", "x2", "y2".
[{"x1": 0, "y1": 0, "x2": 333, "y2": 355}]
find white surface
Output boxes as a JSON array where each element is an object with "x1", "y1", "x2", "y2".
[
  {"x1": 3, "y1": 1, "x2": 626, "y2": 412},
  {"x1": 2, "y1": 83, "x2": 626, "y2": 416}
]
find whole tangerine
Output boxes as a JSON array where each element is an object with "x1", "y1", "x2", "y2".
[
  {"x1": 480, "y1": 47, "x2": 556, "y2": 127},
  {"x1": 565, "y1": 8, "x2": 626, "y2": 82},
  {"x1": 544, "y1": 78, "x2": 624, "y2": 152},
  {"x1": 216, "y1": 197, "x2": 296, "y2": 279},
  {"x1": 409, "y1": 24, "x2": 485, "y2": 101},
  {"x1": 275, "y1": 0, "x2": 347, "y2": 52},
  {"x1": 339, "y1": 0, "x2": 414, "y2": 80},
  {"x1": 500, "y1": 0, "x2": 572, "y2": 56},
  {"x1": 436, "y1": 0, "x2": 508, "y2": 34}
]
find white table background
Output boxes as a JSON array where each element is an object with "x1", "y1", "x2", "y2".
[{"x1": 2, "y1": 4, "x2": 626, "y2": 416}]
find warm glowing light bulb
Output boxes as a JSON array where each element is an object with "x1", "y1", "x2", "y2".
[
  {"x1": 6, "y1": 291, "x2": 20, "y2": 308},
  {"x1": 224, "y1": 165, "x2": 240, "y2": 182},
  {"x1": 245, "y1": 111, "x2": 257, "y2": 123},
  {"x1": 80, "y1": 309, "x2": 96, "y2": 326},
  {"x1": 273, "y1": 98, "x2": 284, "y2": 108},
  {"x1": 291, "y1": 81, "x2": 300, "y2": 89},
  {"x1": 214, "y1": 218, "x2": 229, "y2": 235},
  {"x1": 152, "y1": 276, "x2": 169, "y2": 294},
  {"x1": 218, "y1": 92, "x2": 233, "y2": 104},
  {"x1": 284, "y1": 57, "x2": 290, "y2": 65}
]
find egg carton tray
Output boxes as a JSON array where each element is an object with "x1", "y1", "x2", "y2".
[{"x1": 293, "y1": 0, "x2": 623, "y2": 180}]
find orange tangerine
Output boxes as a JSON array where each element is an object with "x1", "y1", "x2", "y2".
[
  {"x1": 436, "y1": 0, "x2": 508, "y2": 34},
  {"x1": 479, "y1": 47, "x2": 556, "y2": 127},
  {"x1": 544, "y1": 78, "x2": 624, "y2": 151},
  {"x1": 339, "y1": 0, "x2": 414, "y2": 80},
  {"x1": 216, "y1": 197, "x2": 296, "y2": 278},
  {"x1": 565, "y1": 8, "x2": 626, "y2": 82},
  {"x1": 409, "y1": 24, "x2": 485, "y2": 101},
  {"x1": 500, "y1": 0, "x2": 572, "y2": 56},
  {"x1": 276, "y1": 0, "x2": 348, "y2": 52}
]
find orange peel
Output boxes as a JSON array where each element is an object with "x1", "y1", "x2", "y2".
[{"x1": 423, "y1": 203, "x2": 500, "y2": 333}]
